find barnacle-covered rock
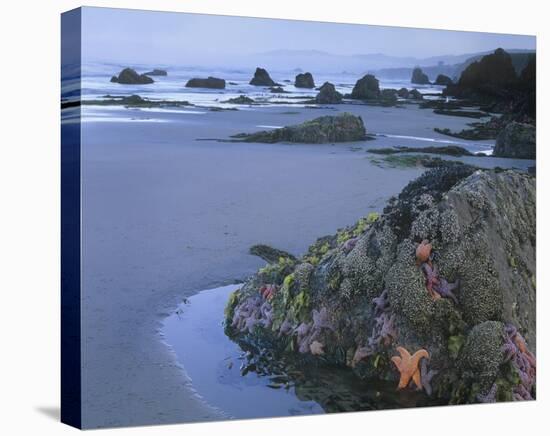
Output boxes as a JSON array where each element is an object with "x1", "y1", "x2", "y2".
[{"x1": 224, "y1": 167, "x2": 536, "y2": 405}]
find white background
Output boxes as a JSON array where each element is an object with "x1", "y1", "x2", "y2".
[{"x1": 0, "y1": 0, "x2": 546, "y2": 434}]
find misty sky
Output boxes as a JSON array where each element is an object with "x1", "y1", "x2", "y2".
[{"x1": 80, "y1": 6, "x2": 535, "y2": 66}]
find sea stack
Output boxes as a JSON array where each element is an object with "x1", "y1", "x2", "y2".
[
  {"x1": 295, "y1": 72, "x2": 315, "y2": 88},
  {"x1": 315, "y1": 82, "x2": 343, "y2": 104},
  {"x1": 249, "y1": 67, "x2": 278, "y2": 86},
  {"x1": 110, "y1": 68, "x2": 154, "y2": 84},
  {"x1": 351, "y1": 74, "x2": 380, "y2": 100},
  {"x1": 411, "y1": 67, "x2": 430, "y2": 85}
]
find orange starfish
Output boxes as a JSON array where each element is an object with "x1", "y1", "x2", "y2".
[
  {"x1": 391, "y1": 346, "x2": 430, "y2": 390},
  {"x1": 416, "y1": 240, "x2": 432, "y2": 265}
]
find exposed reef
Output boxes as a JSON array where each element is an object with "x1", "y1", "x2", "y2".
[
  {"x1": 144, "y1": 69, "x2": 167, "y2": 76},
  {"x1": 368, "y1": 145, "x2": 474, "y2": 157},
  {"x1": 185, "y1": 77, "x2": 226, "y2": 89},
  {"x1": 370, "y1": 154, "x2": 466, "y2": 170},
  {"x1": 230, "y1": 113, "x2": 367, "y2": 144},
  {"x1": 225, "y1": 167, "x2": 536, "y2": 405},
  {"x1": 222, "y1": 95, "x2": 255, "y2": 104},
  {"x1": 81, "y1": 94, "x2": 192, "y2": 108}
]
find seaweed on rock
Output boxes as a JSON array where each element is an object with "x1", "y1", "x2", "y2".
[{"x1": 224, "y1": 167, "x2": 536, "y2": 405}]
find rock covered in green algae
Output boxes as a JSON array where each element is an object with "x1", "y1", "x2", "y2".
[
  {"x1": 225, "y1": 166, "x2": 536, "y2": 404},
  {"x1": 231, "y1": 113, "x2": 367, "y2": 144},
  {"x1": 249, "y1": 244, "x2": 297, "y2": 264}
]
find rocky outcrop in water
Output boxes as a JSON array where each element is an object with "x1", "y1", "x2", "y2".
[
  {"x1": 223, "y1": 95, "x2": 255, "y2": 104},
  {"x1": 434, "y1": 74, "x2": 453, "y2": 86},
  {"x1": 225, "y1": 167, "x2": 536, "y2": 405},
  {"x1": 295, "y1": 72, "x2": 315, "y2": 88},
  {"x1": 411, "y1": 67, "x2": 430, "y2": 85},
  {"x1": 493, "y1": 122, "x2": 536, "y2": 159},
  {"x1": 442, "y1": 50, "x2": 536, "y2": 127},
  {"x1": 396, "y1": 88, "x2": 423, "y2": 100},
  {"x1": 110, "y1": 68, "x2": 154, "y2": 84},
  {"x1": 144, "y1": 69, "x2": 167, "y2": 76},
  {"x1": 231, "y1": 113, "x2": 366, "y2": 144},
  {"x1": 185, "y1": 77, "x2": 226, "y2": 89},
  {"x1": 250, "y1": 67, "x2": 278, "y2": 86},
  {"x1": 315, "y1": 82, "x2": 343, "y2": 104},
  {"x1": 351, "y1": 74, "x2": 380, "y2": 100}
]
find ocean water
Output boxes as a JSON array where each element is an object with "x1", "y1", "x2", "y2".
[{"x1": 80, "y1": 62, "x2": 445, "y2": 108}]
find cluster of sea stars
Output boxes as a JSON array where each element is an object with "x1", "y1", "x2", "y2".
[
  {"x1": 231, "y1": 294, "x2": 274, "y2": 334},
  {"x1": 477, "y1": 323, "x2": 536, "y2": 403},
  {"x1": 416, "y1": 239, "x2": 459, "y2": 303},
  {"x1": 351, "y1": 290, "x2": 398, "y2": 367},
  {"x1": 233, "y1": 287, "x2": 336, "y2": 357},
  {"x1": 502, "y1": 323, "x2": 536, "y2": 401},
  {"x1": 291, "y1": 307, "x2": 335, "y2": 355}
]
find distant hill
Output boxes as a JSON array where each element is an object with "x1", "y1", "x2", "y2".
[
  {"x1": 372, "y1": 50, "x2": 535, "y2": 82},
  {"x1": 249, "y1": 48, "x2": 535, "y2": 77}
]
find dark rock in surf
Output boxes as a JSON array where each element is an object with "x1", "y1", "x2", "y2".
[
  {"x1": 411, "y1": 67, "x2": 430, "y2": 85},
  {"x1": 144, "y1": 69, "x2": 167, "y2": 76},
  {"x1": 185, "y1": 77, "x2": 226, "y2": 89},
  {"x1": 250, "y1": 67, "x2": 278, "y2": 86},
  {"x1": 315, "y1": 82, "x2": 343, "y2": 104},
  {"x1": 295, "y1": 72, "x2": 315, "y2": 88},
  {"x1": 110, "y1": 68, "x2": 154, "y2": 85},
  {"x1": 351, "y1": 74, "x2": 380, "y2": 100},
  {"x1": 435, "y1": 74, "x2": 453, "y2": 86}
]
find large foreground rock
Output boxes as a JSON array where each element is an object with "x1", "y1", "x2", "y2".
[
  {"x1": 493, "y1": 122, "x2": 536, "y2": 159},
  {"x1": 110, "y1": 68, "x2": 154, "y2": 84},
  {"x1": 315, "y1": 82, "x2": 343, "y2": 104},
  {"x1": 232, "y1": 113, "x2": 366, "y2": 143},
  {"x1": 250, "y1": 67, "x2": 278, "y2": 86},
  {"x1": 185, "y1": 77, "x2": 226, "y2": 89},
  {"x1": 411, "y1": 67, "x2": 430, "y2": 85},
  {"x1": 225, "y1": 167, "x2": 536, "y2": 405},
  {"x1": 351, "y1": 74, "x2": 380, "y2": 100},
  {"x1": 295, "y1": 72, "x2": 315, "y2": 88}
]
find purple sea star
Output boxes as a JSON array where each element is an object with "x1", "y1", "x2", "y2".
[{"x1": 433, "y1": 278, "x2": 459, "y2": 304}]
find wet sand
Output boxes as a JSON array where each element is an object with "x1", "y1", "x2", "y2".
[{"x1": 79, "y1": 103, "x2": 532, "y2": 427}]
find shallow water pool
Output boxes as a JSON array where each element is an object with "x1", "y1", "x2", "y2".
[{"x1": 162, "y1": 284, "x2": 441, "y2": 419}]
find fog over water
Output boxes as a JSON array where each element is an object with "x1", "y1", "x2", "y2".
[{"x1": 80, "y1": 7, "x2": 535, "y2": 70}]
